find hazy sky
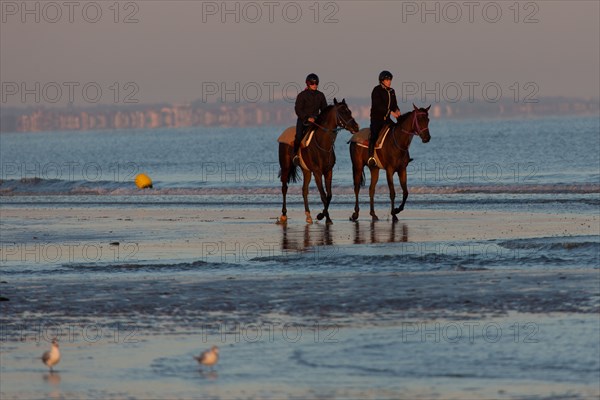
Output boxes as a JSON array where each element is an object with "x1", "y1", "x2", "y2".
[{"x1": 1, "y1": 0, "x2": 599, "y2": 107}]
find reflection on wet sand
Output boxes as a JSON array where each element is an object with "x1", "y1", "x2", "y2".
[
  {"x1": 43, "y1": 372, "x2": 61, "y2": 386},
  {"x1": 354, "y1": 221, "x2": 409, "y2": 245},
  {"x1": 281, "y1": 222, "x2": 409, "y2": 251},
  {"x1": 198, "y1": 370, "x2": 218, "y2": 380},
  {"x1": 281, "y1": 223, "x2": 332, "y2": 251}
]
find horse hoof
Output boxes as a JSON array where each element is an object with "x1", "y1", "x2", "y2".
[
  {"x1": 371, "y1": 215, "x2": 379, "y2": 222},
  {"x1": 326, "y1": 218, "x2": 333, "y2": 225},
  {"x1": 392, "y1": 214, "x2": 399, "y2": 222},
  {"x1": 350, "y1": 213, "x2": 358, "y2": 221},
  {"x1": 305, "y1": 212, "x2": 313, "y2": 224},
  {"x1": 276, "y1": 215, "x2": 287, "y2": 224},
  {"x1": 317, "y1": 213, "x2": 324, "y2": 221}
]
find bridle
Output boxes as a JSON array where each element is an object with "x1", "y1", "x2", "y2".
[
  {"x1": 311, "y1": 104, "x2": 357, "y2": 154},
  {"x1": 311, "y1": 104, "x2": 357, "y2": 135},
  {"x1": 400, "y1": 110, "x2": 430, "y2": 138},
  {"x1": 392, "y1": 110, "x2": 430, "y2": 150}
]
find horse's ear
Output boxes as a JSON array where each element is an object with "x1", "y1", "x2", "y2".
[
  {"x1": 413, "y1": 103, "x2": 418, "y2": 111},
  {"x1": 426, "y1": 105, "x2": 431, "y2": 111},
  {"x1": 333, "y1": 98, "x2": 338, "y2": 105},
  {"x1": 342, "y1": 98, "x2": 346, "y2": 104}
]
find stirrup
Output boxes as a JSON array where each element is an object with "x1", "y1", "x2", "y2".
[{"x1": 367, "y1": 157, "x2": 376, "y2": 167}]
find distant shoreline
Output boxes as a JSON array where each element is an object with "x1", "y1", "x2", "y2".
[{"x1": 1, "y1": 97, "x2": 598, "y2": 134}]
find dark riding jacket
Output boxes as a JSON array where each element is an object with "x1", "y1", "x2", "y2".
[
  {"x1": 370, "y1": 84, "x2": 399, "y2": 124},
  {"x1": 295, "y1": 88, "x2": 328, "y2": 123}
]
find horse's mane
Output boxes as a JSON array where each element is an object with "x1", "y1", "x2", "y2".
[
  {"x1": 316, "y1": 104, "x2": 336, "y2": 124},
  {"x1": 395, "y1": 111, "x2": 413, "y2": 126}
]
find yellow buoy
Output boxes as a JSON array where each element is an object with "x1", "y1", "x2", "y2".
[{"x1": 135, "y1": 173, "x2": 153, "y2": 189}]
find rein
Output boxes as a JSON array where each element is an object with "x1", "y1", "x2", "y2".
[
  {"x1": 392, "y1": 110, "x2": 429, "y2": 150},
  {"x1": 311, "y1": 104, "x2": 356, "y2": 153},
  {"x1": 311, "y1": 121, "x2": 342, "y2": 134},
  {"x1": 400, "y1": 111, "x2": 429, "y2": 136}
]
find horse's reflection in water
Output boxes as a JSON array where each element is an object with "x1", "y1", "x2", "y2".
[
  {"x1": 281, "y1": 223, "x2": 332, "y2": 252},
  {"x1": 354, "y1": 221, "x2": 409, "y2": 245},
  {"x1": 280, "y1": 222, "x2": 408, "y2": 251}
]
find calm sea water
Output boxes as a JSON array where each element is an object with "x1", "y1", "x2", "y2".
[{"x1": 1, "y1": 116, "x2": 598, "y2": 200}]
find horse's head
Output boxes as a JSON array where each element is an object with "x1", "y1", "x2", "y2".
[
  {"x1": 333, "y1": 98, "x2": 360, "y2": 133},
  {"x1": 412, "y1": 104, "x2": 431, "y2": 143}
]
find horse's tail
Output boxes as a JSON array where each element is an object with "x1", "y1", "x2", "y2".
[
  {"x1": 278, "y1": 142, "x2": 299, "y2": 184},
  {"x1": 350, "y1": 141, "x2": 366, "y2": 188},
  {"x1": 287, "y1": 162, "x2": 299, "y2": 184},
  {"x1": 278, "y1": 164, "x2": 299, "y2": 184}
]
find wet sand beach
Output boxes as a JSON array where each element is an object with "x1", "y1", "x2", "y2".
[{"x1": 1, "y1": 203, "x2": 599, "y2": 399}]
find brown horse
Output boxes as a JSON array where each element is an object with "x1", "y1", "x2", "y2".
[
  {"x1": 278, "y1": 98, "x2": 359, "y2": 224},
  {"x1": 349, "y1": 104, "x2": 431, "y2": 222}
]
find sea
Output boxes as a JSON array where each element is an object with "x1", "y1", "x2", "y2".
[
  {"x1": 1, "y1": 115, "x2": 599, "y2": 399},
  {"x1": 1, "y1": 115, "x2": 598, "y2": 208}
]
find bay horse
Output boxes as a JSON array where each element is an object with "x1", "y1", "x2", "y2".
[
  {"x1": 278, "y1": 98, "x2": 359, "y2": 224},
  {"x1": 349, "y1": 104, "x2": 431, "y2": 222}
]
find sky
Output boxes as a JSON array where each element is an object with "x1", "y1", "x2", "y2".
[{"x1": 1, "y1": 0, "x2": 599, "y2": 107}]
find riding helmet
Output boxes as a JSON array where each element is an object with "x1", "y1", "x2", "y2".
[
  {"x1": 305, "y1": 73, "x2": 319, "y2": 85},
  {"x1": 379, "y1": 70, "x2": 393, "y2": 82}
]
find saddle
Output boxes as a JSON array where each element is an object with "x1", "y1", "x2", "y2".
[
  {"x1": 348, "y1": 124, "x2": 393, "y2": 149},
  {"x1": 277, "y1": 126, "x2": 316, "y2": 148}
]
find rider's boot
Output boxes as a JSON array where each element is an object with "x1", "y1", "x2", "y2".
[
  {"x1": 367, "y1": 139, "x2": 376, "y2": 167},
  {"x1": 292, "y1": 137, "x2": 302, "y2": 167}
]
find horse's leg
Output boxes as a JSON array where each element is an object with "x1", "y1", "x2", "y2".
[
  {"x1": 302, "y1": 169, "x2": 313, "y2": 224},
  {"x1": 368, "y1": 167, "x2": 380, "y2": 221},
  {"x1": 277, "y1": 144, "x2": 291, "y2": 224},
  {"x1": 279, "y1": 175, "x2": 288, "y2": 223},
  {"x1": 315, "y1": 170, "x2": 332, "y2": 224},
  {"x1": 350, "y1": 160, "x2": 362, "y2": 221},
  {"x1": 394, "y1": 167, "x2": 409, "y2": 215},
  {"x1": 324, "y1": 168, "x2": 333, "y2": 224},
  {"x1": 386, "y1": 168, "x2": 399, "y2": 222}
]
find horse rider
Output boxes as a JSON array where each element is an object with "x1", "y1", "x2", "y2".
[
  {"x1": 293, "y1": 73, "x2": 328, "y2": 166},
  {"x1": 368, "y1": 70, "x2": 406, "y2": 167}
]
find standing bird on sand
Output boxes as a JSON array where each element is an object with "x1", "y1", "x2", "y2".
[
  {"x1": 194, "y1": 346, "x2": 219, "y2": 370},
  {"x1": 41, "y1": 339, "x2": 61, "y2": 372}
]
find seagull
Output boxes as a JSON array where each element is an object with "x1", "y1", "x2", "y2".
[
  {"x1": 41, "y1": 339, "x2": 61, "y2": 372},
  {"x1": 194, "y1": 346, "x2": 219, "y2": 369}
]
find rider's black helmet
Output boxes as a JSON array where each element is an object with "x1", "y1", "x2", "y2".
[
  {"x1": 379, "y1": 70, "x2": 393, "y2": 82},
  {"x1": 306, "y1": 73, "x2": 320, "y2": 85}
]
